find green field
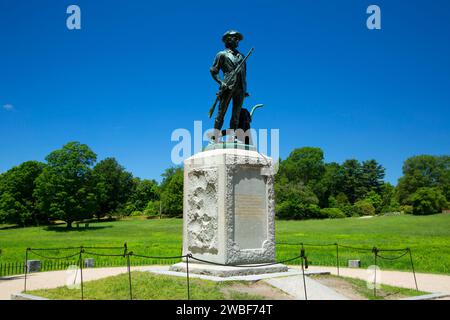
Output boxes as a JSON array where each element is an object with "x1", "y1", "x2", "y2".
[{"x1": 1, "y1": 214, "x2": 450, "y2": 274}]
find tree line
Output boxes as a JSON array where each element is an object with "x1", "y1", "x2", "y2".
[
  {"x1": 0, "y1": 142, "x2": 183, "y2": 228},
  {"x1": 0, "y1": 142, "x2": 448, "y2": 228},
  {"x1": 275, "y1": 147, "x2": 449, "y2": 219}
]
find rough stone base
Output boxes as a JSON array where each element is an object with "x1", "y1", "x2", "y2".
[{"x1": 169, "y1": 262, "x2": 288, "y2": 277}]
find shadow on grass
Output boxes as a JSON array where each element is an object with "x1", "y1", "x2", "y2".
[{"x1": 43, "y1": 225, "x2": 113, "y2": 232}]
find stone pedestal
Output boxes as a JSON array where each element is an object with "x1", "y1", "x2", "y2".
[{"x1": 170, "y1": 147, "x2": 286, "y2": 276}]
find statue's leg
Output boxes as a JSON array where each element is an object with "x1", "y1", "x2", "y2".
[
  {"x1": 213, "y1": 90, "x2": 232, "y2": 136},
  {"x1": 229, "y1": 89, "x2": 245, "y2": 131}
]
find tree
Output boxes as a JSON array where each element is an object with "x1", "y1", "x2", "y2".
[
  {"x1": 92, "y1": 158, "x2": 134, "y2": 218},
  {"x1": 397, "y1": 155, "x2": 450, "y2": 204},
  {"x1": 277, "y1": 147, "x2": 325, "y2": 185},
  {"x1": 363, "y1": 190, "x2": 383, "y2": 214},
  {"x1": 362, "y1": 159, "x2": 385, "y2": 194},
  {"x1": 340, "y1": 159, "x2": 366, "y2": 203},
  {"x1": 34, "y1": 142, "x2": 97, "y2": 228},
  {"x1": 126, "y1": 178, "x2": 160, "y2": 214},
  {"x1": 407, "y1": 187, "x2": 448, "y2": 215},
  {"x1": 160, "y1": 167, "x2": 183, "y2": 217},
  {"x1": 379, "y1": 183, "x2": 400, "y2": 213},
  {"x1": 0, "y1": 161, "x2": 45, "y2": 226},
  {"x1": 313, "y1": 162, "x2": 343, "y2": 207},
  {"x1": 275, "y1": 182, "x2": 320, "y2": 219}
]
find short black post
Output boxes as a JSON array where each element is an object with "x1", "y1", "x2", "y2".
[
  {"x1": 186, "y1": 254, "x2": 190, "y2": 300},
  {"x1": 335, "y1": 243, "x2": 340, "y2": 276},
  {"x1": 123, "y1": 242, "x2": 128, "y2": 257},
  {"x1": 79, "y1": 247, "x2": 84, "y2": 300},
  {"x1": 24, "y1": 248, "x2": 30, "y2": 292},
  {"x1": 127, "y1": 252, "x2": 133, "y2": 300},
  {"x1": 300, "y1": 246, "x2": 307, "y2": 300},
  {"x1": 408, "y1": 248, "x2": 419, "y2": 291}
]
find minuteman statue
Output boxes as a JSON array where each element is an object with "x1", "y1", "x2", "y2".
[{"x1": 210, "y1": 30, "x2": 250, "y2": 141}]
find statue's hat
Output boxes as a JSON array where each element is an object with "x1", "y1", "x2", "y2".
[{"x1": 222, "y1": 30, "x2": 244, "y2": 42}]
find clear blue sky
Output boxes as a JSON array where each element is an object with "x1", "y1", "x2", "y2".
[{"x1": 1, "y1": 0, "x2": 449, "y2": 184}]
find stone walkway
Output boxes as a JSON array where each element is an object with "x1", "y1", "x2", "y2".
[
  {"x1": 298, "y1": 266, "x2": 450, "y2": 295},
  {"x1": 1, "y1": 265, "x2": 450, "y2": 300},
  {"x1": 0, "y1": 266, "x2": 149, "y2": 300},
  {"x1": 264, "y1": 275, "x2": 348, "y2": 300}
]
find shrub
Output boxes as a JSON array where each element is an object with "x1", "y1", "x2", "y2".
[
  {"x1": 275, "y1": 182, "x2": 319, "y2": 220},
  {"x1": 297, "y1": 204, "x2": 322, "y2": 219},
  {"x1": 130, "y1": 210, "x2": 143, "y2": 216},
  {"x1": 407, "y1": 187, "x2": 448, "y2": 215},
  {"x1": 341, "y1": 205, "x2": 359, "y2": 217},
  {"x1": 364, "y1": 191, "x2": 383, "y2": 213},
  {"x1": 353, "y1": 200, "x2": 376, "y2": 216},
  {"x1": 320, "y1": 207, "x2": 345, "y2": 219},
  {"x1": 144, "y1": 200, "x2": 160, "y2": 216},
  {"x1": 400, "y1": 205, "x2": 413, "y2": 215}
]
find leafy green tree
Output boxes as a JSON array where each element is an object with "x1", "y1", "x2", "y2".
[
  {"x1": 144, "y1": 200, "x2": 161, "y2": 217},
  {"x1": 407, "y1": 187, "x2": 448, "y2": 215},
  {"x1": 277, "y1": 147, "x2": 325, "y2": 185},
  {"x1": 397, "y1": 155, "x2": 450, "y2": 204},
  {"x1": 379, "y1": 183, "x2": 400, "y2": 213},
  {"x1": 0, "y1": 161, "x2": 45, "y2": 226},
  {"x1": 275, "y1": 182, "x2": 320, "y2": 219},
  {"x1": 313, "y1": 162, "x2": 343, "y2": 207},
  {"x1": 363, "y1": 190, "x2": 383, "y2": 214},
  {"x1": 34, "y1": 142, "x2": 97, "y2": 229},
  {"x1": 126, "y1": 178, "x2": 160, "y2": 214},
  {"x1": 160, "y1": 167, "x2": 183, "y2": 217},
  {"x1": 92, "y1": 158, "x2": 134, "y2": 218}
]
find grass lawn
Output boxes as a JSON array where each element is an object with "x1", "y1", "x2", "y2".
[
  {"x1": 1, "y1": 214, "x2": 449, "y2": 274},
  {"x1": 28, "y1": 271, "x2": 270, "y2": 300}
]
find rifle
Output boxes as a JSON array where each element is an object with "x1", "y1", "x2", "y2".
[{"x1": 208, "y1": 47, "x2": 254, "y2": 118}]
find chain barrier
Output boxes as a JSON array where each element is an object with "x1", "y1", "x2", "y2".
[{"x1": 22, "y1": 241, "x2": 419, "y2": 300}]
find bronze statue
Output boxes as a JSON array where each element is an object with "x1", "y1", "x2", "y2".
[{"x1": 209, "y1": 30, "x2": 252, "y2": 141}]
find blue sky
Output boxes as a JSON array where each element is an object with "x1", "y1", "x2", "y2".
[{"x1": 1, "y1": 0, "x2": 449, "y2": 184}]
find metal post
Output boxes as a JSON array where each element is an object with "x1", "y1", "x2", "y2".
[
  {"x1": 300, "y1": 245, "x2": 307, "y2": 300},
  {"x1": 127, "y1": 252, "x2": 133, "y2": 300},
  {"x1": 24, "y1": 248, "x2": 29, "y2": 292},
  {"x1": 79, "y1": 247, "x2": 84, "y2": 300},
  {"x1": 186, "y1": 254, "x2": 190, "y2": 300},
  {"x1": 408, "y1": 248, "x2": 419, "y2": 291},
  {"x1": 335, "y1": 243, "x2": 340, "y2": 276}
]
